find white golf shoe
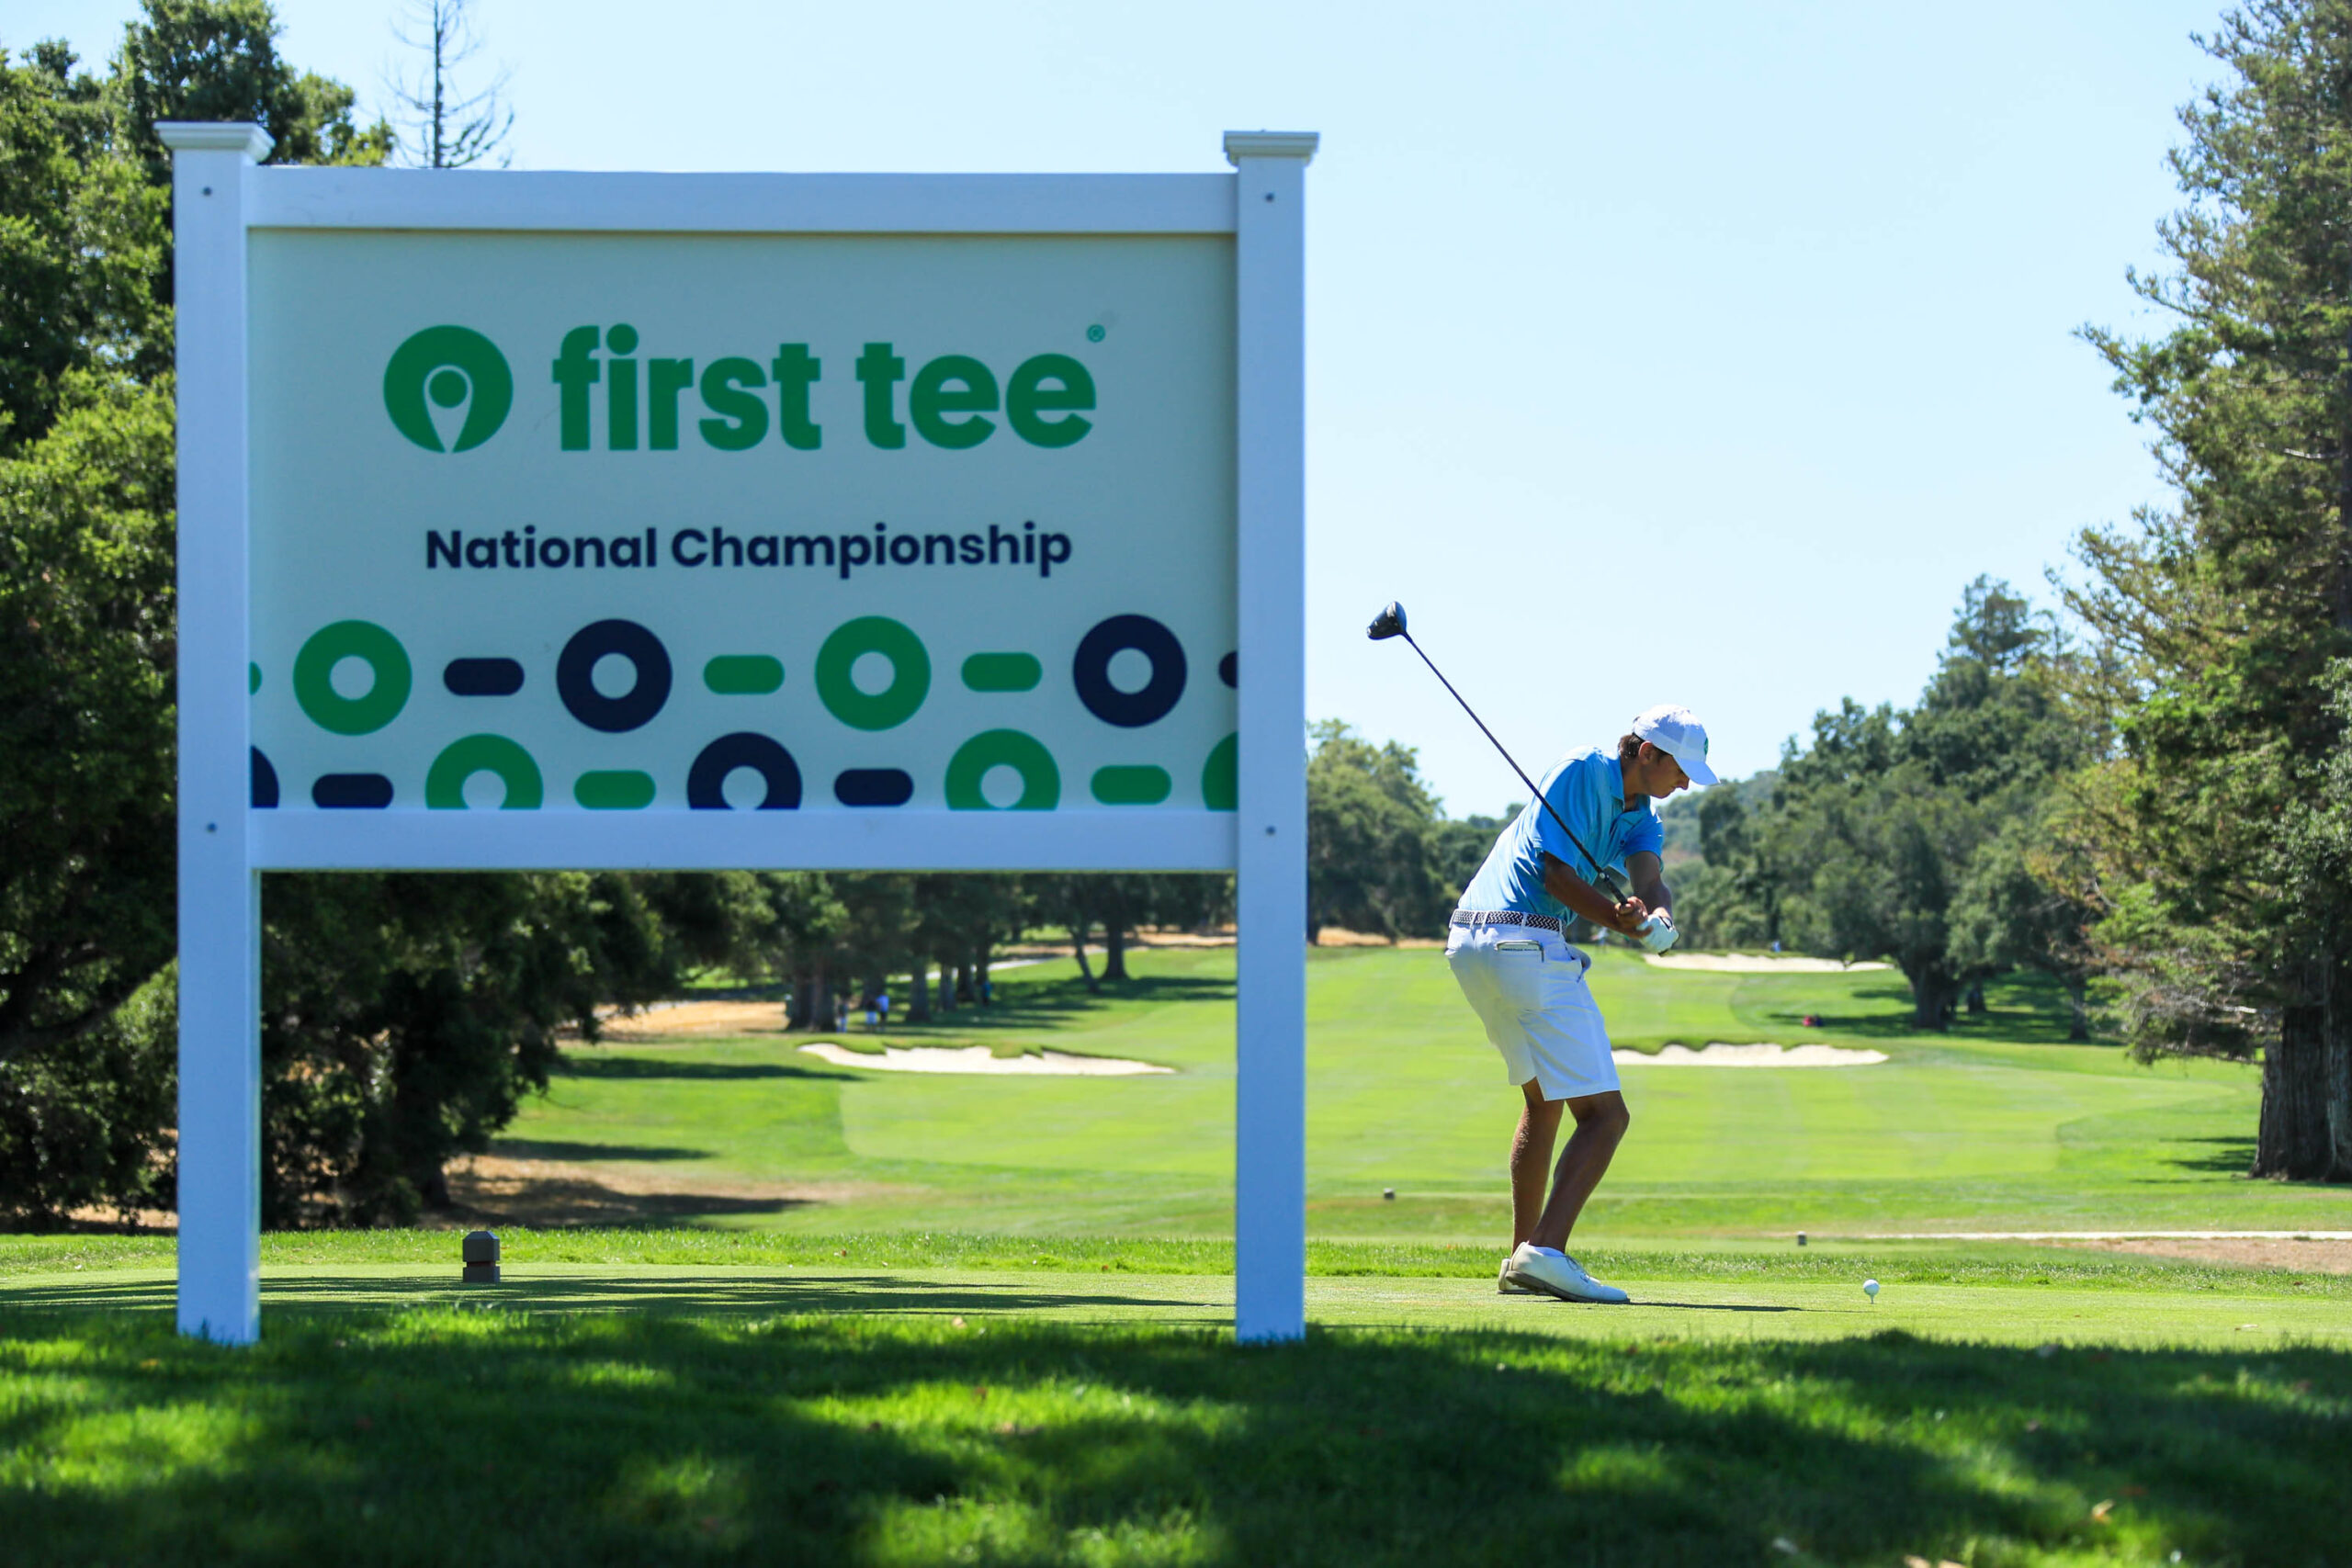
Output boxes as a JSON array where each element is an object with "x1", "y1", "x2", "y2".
[
  {"x1": 1498, "y1": 1254, "x2": 1534, "y2": 1293},
  {"x1": 1501, "y1": 1243, "x2": 1630, "y2": 1304}
]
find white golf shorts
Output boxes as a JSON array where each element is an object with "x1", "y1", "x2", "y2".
[{"x1": 1445, "y1": 919, "x2": 1620, "y2": 1101}]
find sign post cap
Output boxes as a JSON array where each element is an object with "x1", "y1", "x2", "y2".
[
  {"x1": 157, "y1": 121, "x2": 274, "y2": 161},
  {"x1": 1223, "y1": 131, "x2": 1318, "y2": 166}
]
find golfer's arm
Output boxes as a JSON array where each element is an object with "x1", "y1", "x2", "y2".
[
  {"x1": 1627, "y1": 852, "x2": 1670, "y2": 916},
  {"x1": 1539, "y1": 852, "x2": 1631, "y2": 931}
]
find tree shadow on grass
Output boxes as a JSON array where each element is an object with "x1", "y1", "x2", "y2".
[
  {"x1": 2160, "y1": 1136, "x2": 2257, "y2": 1175},
  {"x1": 1766, "y1": 1002, "x2": 2090, "y2": 1048},
  {"x1": 488, "y1": 1140, "x2": 710, "y2": 1163},
  {"x1": 557, "y1": 1056, "x2": 858, "y2": 1083},
  {"x1": 1747, "y1": 973, "x2": 2099, "y2": 1048},
  {"x1": 902, "y1": 974, "x2": 1237, "y2": 1035},
  {"x1": 445, "y1": 1168, "x2": 817, "y2": 1230},
  {"x1": 0, "y1": 1315, "x2": 2341, "y2": 1565},
  {"x1": 0, "y1": 1271, "x2": 1224, "y2": 1320},
  {"x1": 582, "y1": 974, "x2": 1236, "y2": 1055}
]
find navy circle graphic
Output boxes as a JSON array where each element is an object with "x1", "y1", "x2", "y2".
[
  {"x1": 1073, "y1": 615, "x2": 1186, "y2": 728},
  {"x1": 687, "y1": 733, "x2": 803, "y2": 809},
  {"x1": 557, "y1": 619, "x2": 672, "y2": 733}
]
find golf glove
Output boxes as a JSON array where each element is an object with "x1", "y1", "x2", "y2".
[{"x1": 1636, "y1": 912, "x2": 1679, "y2": 954}]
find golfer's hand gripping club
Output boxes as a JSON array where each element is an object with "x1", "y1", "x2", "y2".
[{"x1": 1636, "y1": 910, "x2": 1679, "y2": 954}]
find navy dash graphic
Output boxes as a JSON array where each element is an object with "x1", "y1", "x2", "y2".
[
  {"x1": 833, "y1": 769, "x2": 913, "y2": 807},
  {"x1": 312, "y1": 773, "x2": 393, "y2": 808},
  {"x1": 445, "y1": 657, "x2": 525, "y2": 696}
]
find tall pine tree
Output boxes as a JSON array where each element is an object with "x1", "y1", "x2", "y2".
[{"x1": 2066, "y1": 0, "x2": 2352, "y2": 1179}]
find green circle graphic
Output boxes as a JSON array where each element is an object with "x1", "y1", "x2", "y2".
[
  {"x1": 814, "y1": 616, "x2": 931, "y2": 730},
  {"x1": 425, "y1": 734, "x2": 543, "y2": 809},
  {"x1": 1203, "y1": 733, "x2": 1238, "y2": 811},
  {"x1": 945, "y1": 729, "x2": 1059, "y2": 810},
  {"x1": 293, "y1": 620, "x2": 412, "y2": 735}
]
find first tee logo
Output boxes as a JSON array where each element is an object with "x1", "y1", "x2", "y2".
[{"x1": 383, "y1": 326, "x2": 514, "y2": 452}]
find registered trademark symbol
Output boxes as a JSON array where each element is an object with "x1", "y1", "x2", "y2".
[{"x1": 1086, "y1": 324, "x2": 1106, "y2": 343}]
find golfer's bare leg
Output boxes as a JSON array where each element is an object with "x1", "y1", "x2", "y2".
[
  {"x1": 1510, "y1": 1080, "x2": 1565, "y2": 1249},
  {"x1": 1531, "y1": 1089, "x2": 1629, "y2": 1253}
]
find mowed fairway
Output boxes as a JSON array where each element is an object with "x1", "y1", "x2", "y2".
[
  {"x1": 6, "y1": 1246, "x2": 2349, "y2": 1348},
  {"x1": 457, "y1": 944, "x2": 2343, "y2": 1239}
]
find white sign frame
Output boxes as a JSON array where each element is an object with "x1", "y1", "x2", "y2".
[{"x1": 164, "y1": 123, "x2": 1313, "y2": 1345}]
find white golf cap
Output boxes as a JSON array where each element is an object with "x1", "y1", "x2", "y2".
[{"x1": 1632, "y1": 704, "x2": 1717, "y2": 786}]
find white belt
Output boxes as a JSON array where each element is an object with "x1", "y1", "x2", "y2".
[{"x1": 1450, "y1": 909, "x2": 1564, "y2": 934}]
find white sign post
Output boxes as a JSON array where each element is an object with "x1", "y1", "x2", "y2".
[{"x1": 163, "y1": 123, "x2": 1314, "y2": 1345}]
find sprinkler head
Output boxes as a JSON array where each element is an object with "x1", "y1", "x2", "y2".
[{"x1": 1365, "y1": 602, "x2": 1408, "y2": 641}]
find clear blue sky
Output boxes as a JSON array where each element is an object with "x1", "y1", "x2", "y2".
[{"x1": 19, "y1": 0, "x2": 2222, "y2": 815}]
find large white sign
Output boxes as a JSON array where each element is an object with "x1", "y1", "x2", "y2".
[
  {"x1": 164, "y1": 126, "x2": 1314, "y2": 1348},
  {"x1": 249, "y1": 233, "x2": 1239, "y2": 830}
]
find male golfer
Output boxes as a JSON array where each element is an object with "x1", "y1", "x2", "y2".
[{"x1": 1447, "y1": 705, "x2": 1715, "y2": 1303}]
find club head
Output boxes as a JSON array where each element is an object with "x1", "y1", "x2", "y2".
[{"x1": 1366, "y1": 601, "x2": 1408, "y2": 641}]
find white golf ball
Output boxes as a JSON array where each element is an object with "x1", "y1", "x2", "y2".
[{"x1": 1863, "y1": 1278, "x2": 1881, "y2": 1299}]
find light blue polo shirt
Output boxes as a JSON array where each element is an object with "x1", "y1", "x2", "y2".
[{"x1": 1458, "y1": 746, "x2": 1665, "y2": 919}]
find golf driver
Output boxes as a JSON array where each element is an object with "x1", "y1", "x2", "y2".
[{"x1": 1367, "y1": 600, "x2": 1675, "y2": 949}]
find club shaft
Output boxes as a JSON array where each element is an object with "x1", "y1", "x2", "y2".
[{"x1": 1399, "y1": 631, "x2": 1623, "y2": 899}]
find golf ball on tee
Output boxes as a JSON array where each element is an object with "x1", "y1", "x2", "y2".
[{"x1": 1863, "y1": 1279, "x2": 1880, "y2": 1301}]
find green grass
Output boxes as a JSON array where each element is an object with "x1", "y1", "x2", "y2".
[
  {"x1": 467, "y1": 944, "x2": 2342, "y2": 1238},
  {"x1": 9, "y1": 946, "x2": 2352, "y2": 1563},
  {"x1": 3, "y1": 1305, "x2": 2346, "y2": 1566},
  {"x1": 5, "y1": 1256, "x2": 2349, "y2": 1348},
  {"x1": 7, "y1": 1230, "x2": 2352, "y2": 1301}
]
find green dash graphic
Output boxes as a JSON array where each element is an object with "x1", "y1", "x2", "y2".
[
  {"x1": 703, "y1": 654, "x2": 784, "y2": 694},
  {"x1": 574, "y1": 770, "x2": 657, "y2": 809},
  {"x1": 1091, "y1": 765, "x2": 1171, "y2": 805},
  {"x1": 961, "y1": 652, "x2": 1043, "y2": 692}
]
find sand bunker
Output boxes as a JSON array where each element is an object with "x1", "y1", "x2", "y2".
[
  {"x1": 1643, "y1": 953, "x2": 1890, "y2": 974},
  {"x1": 1613, "y1": 1042, "x2": 1888, "y2": 1067},
  {"x1": 798, "y1": 1043, "x2": 1172, "y2": 1076}
]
